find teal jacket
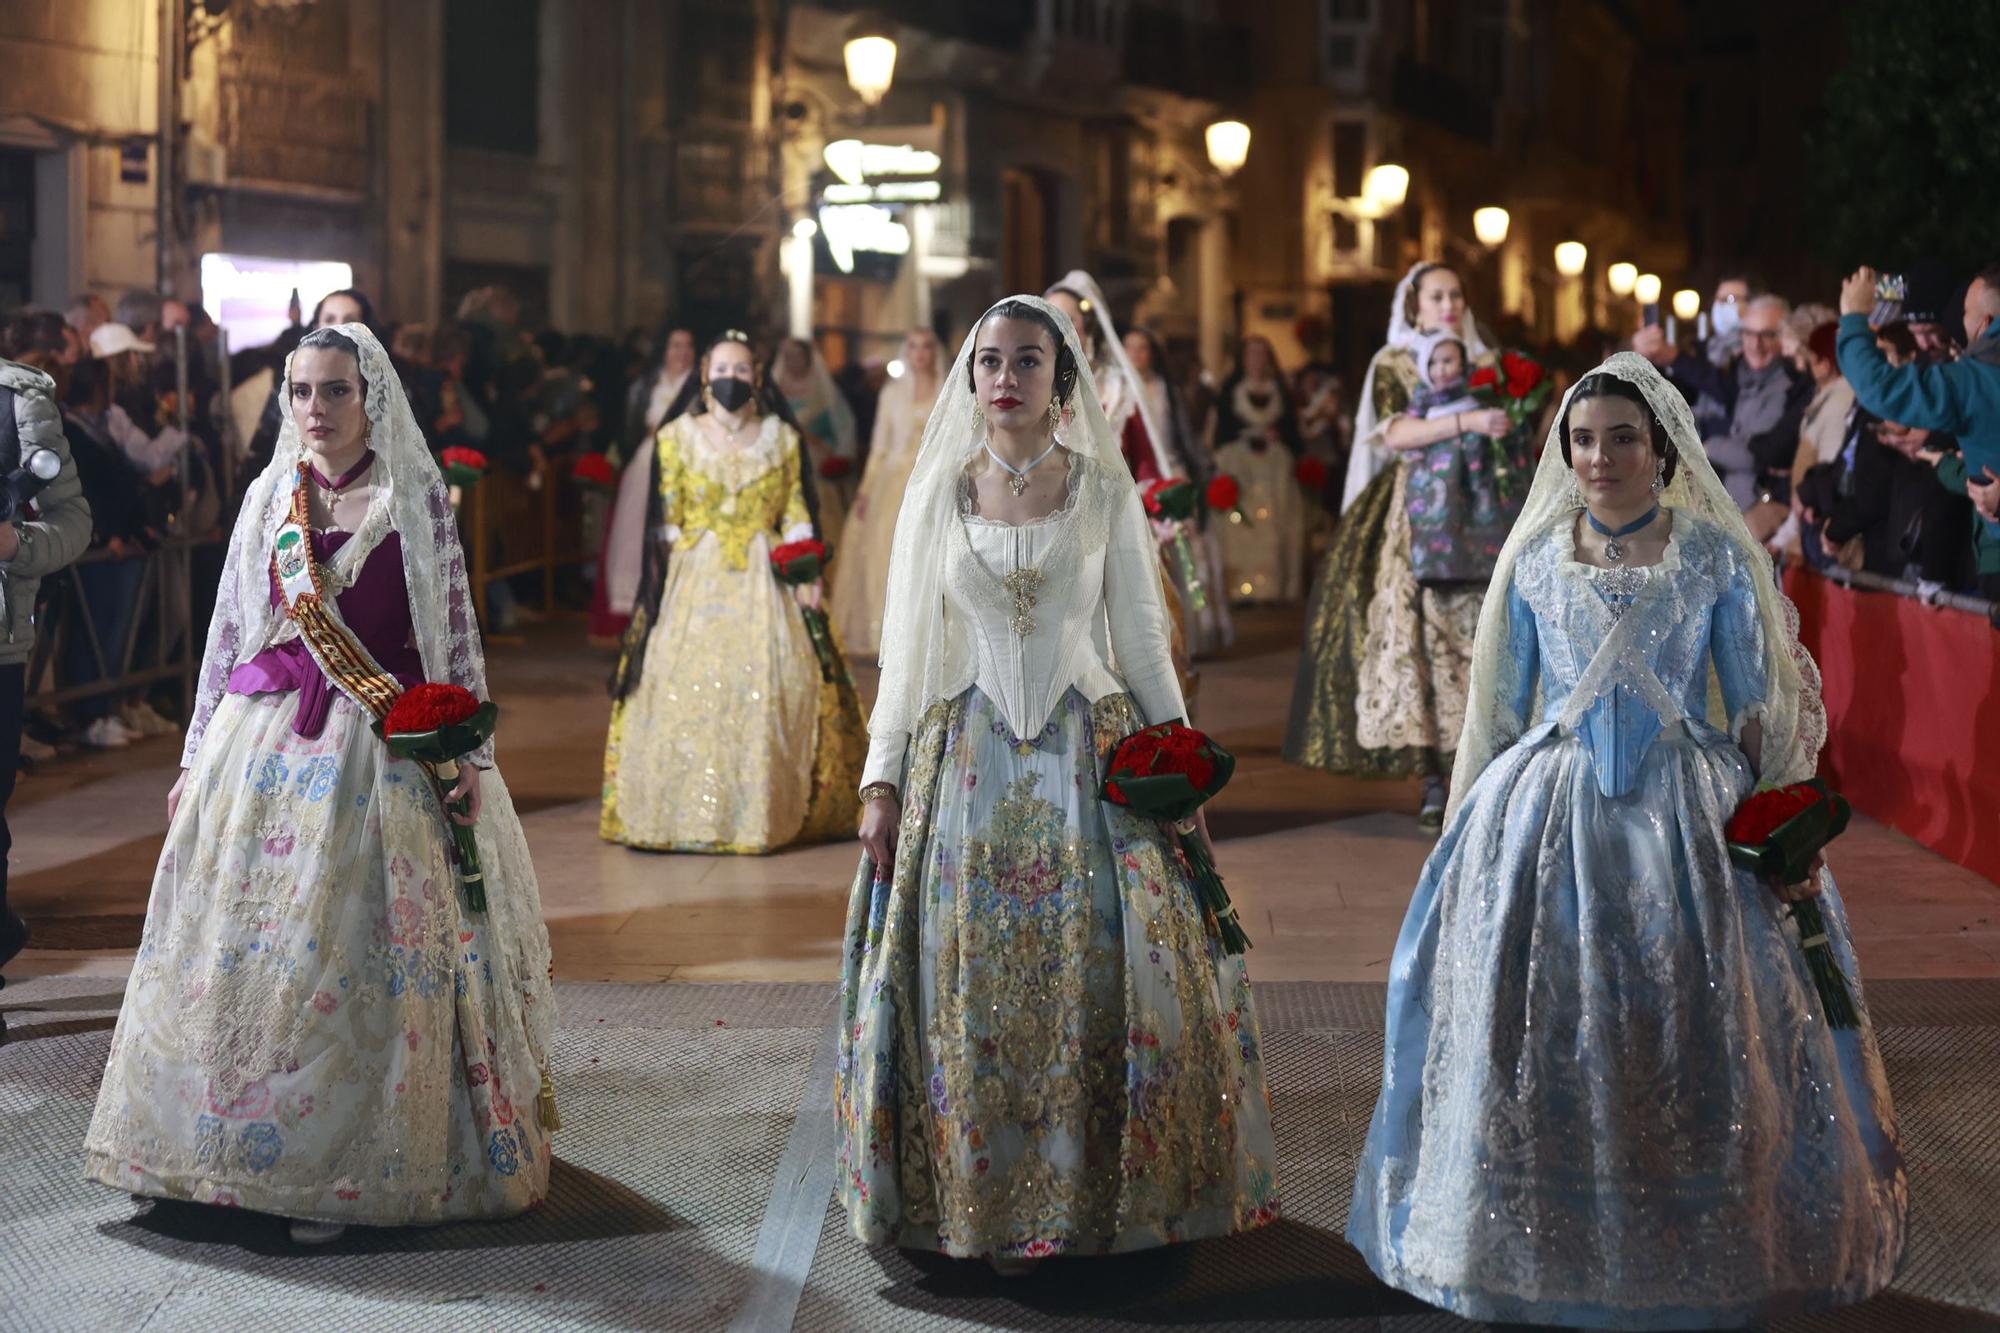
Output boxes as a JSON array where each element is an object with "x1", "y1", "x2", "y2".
[{"x1": 1837, "y1": 311, "x2": 2000, "y2": 545}]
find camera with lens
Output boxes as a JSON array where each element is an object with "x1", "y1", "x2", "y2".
[
  {"x1": 0, "y1": 446, "x2": 62, "y2": 524},
  {"x1": 1870, "y1": 272, "x2": 1907, "y2": 326}
]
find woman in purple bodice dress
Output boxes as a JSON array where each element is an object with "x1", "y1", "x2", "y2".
[{"x1": 85, "y1": 325, "x2": 558, "y2": 1246}]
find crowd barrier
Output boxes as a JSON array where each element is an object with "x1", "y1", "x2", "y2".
[
  {"x1": 462, "y1": 458, "x2": 592, "y2": 629},
  {"x1": 1785, "y1": 563, "x2": 2000, "y2": 885}
]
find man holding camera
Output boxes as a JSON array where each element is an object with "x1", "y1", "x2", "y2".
[
  {"x1": 0, "y1": 357, "x2": 92, "y2": 992},
  {"x1": 1839, "y1": 265, "x2": 2000, "y2": 600}
]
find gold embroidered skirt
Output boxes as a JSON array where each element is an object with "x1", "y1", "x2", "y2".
[
  {"x1": 601, "y1": 530, "x2": 865, "y2": 853},
  {"x1": 836, "y1": 686, "x2": 1280, "y2": 1259},
  {"x1": 1284, "y1": 464, "x2": 1481, "y2": 779}
]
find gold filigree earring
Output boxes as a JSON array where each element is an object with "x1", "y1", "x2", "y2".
[{"x1": 1047, "y1": 396, "x2": 1061, "y2": 432}]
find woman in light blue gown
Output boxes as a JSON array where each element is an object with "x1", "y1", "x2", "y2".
[{"x1": 1347, "y1": 353, "x2": 1906, "y2": 1329}]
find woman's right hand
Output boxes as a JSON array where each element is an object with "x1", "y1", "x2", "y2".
[
  {"x1": 859, "y1": 793, "x2": 900, "y2": 877},
  {"x1": 1470, "y1": 408, "x2": 1513, "y2": 438},
  {"x1": 167, "y1": 770, "x2": 188, "y2": 824}
]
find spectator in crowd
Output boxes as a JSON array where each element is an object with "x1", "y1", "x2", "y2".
[
  {"x1": 1902, "y1": 258, "x2": 1964, "y2": 364},
  {"x1": 58, "y1": 358, "x2": 165, "y2": 748},
  {"x1": 65, "y1": 293, "x2": 109, "y2": 344},
  {"x1": 0, "y1": 355, "x2": 92, "y2": 986},
  {"x1": 622, "y1": 324, "x2": 696, "y2": 460},
  {"x1": 90, "y1": 322, "x2": 190, "y2": 477},
  {"x1": 1777, "y1": 321, "x2": 1858, "y2": 563},
  {"x1": 1636, "y1": 292, "x2": 1810, "y2": 538},
  {"x1": 1838, "y1": 264, "x2": 2000, "y2": 601},
  {"x1": 1783, "y1": 302, "x2": 1839, "y2": 375}
]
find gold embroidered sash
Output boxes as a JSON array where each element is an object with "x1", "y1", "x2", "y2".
[{"x1": 271, "y1": 462, "x2": 405, "y2": 722}]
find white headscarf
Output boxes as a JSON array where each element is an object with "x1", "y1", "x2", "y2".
[
  {"x1": 1340, "y1": 261, "x2": 1495, "y2": 511},
  {"x1": 871, "y1": 294, "x2": 1153, "y2": 736},
  {"x1": 1049, "y1": 270, "x2": 1182, "y2": 479},
  {"x1": 1447, "y1": 351, "x2": 1827, "y2": 820},
  {"x1": 185, "y1": 323, "x2": 491, "y2": 768}
]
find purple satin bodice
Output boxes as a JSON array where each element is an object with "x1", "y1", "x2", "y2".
[{"x1": 226, "y1": 529, "x2": 425, "y2": 737}]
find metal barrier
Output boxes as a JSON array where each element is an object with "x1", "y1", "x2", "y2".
[
  {"x1": 26, "y1": 536, "x2": 205, "y2": 715},
  {"x1": 464, "y1": 457, "x2": 592, "y2": 629},
  {"x1": 1808, "y1": 561, "x2": 2000, "y2": 626}
]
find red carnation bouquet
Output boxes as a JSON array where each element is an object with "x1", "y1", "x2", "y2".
[
  {"x1": 374, "y1": 683, "x2": 500, "y2": 911},
  {"x1": 440, "y1": 446, "x2": 489, "y2": 489},
  {"x1": 818, "y1": 454, "x2": 854, "y2": 481},
  {"x1": 1469, "y1": 351, "x2": 1553, "y2": 429},
  {"x1": 571, "y1": 451, "x2": 616, "y2": 492},
  {"x1": 1141, "y1": 477, "x2": 1212, "y2": 612},
  {"x1": 1101, "y1": 722, "x2": 1249, "y2": 954},
  {"x1": 1725, "y1": 779, "x2": 1858, "y2": 1027},
  {"x1": 1294, "y1": 456, "x2": 1330, "y2": 493},
  {"x1": 769, "y1": 538, "x2": 843, "y2": 683},
  {"x1": 1206, "y1": 474, "x2": 1247, "y2": 526}
]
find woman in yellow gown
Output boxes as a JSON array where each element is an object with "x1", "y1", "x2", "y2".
[
  {"x1": 831, "y1": 327, "x2": 941, "y2": 657},
  {"x1": 602, "y1": 331, "x2": 866, "y2": 852}
]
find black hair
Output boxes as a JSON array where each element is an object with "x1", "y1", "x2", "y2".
[
  {"x1": 309, "y1": 288, "x2": 376, "y2": 331},
  {"x1": 1557, "y1": 372, "x2": 1677, "y2": 485},
  {"x1": 64, "y1": 354, "x2": 110, "y2": 408},
  {"x1": 965, "y1": 299, "x2": 1080, "y2": 405},
  {"x1": 293, "y1": 327, "x2": 370, "y2": 397}
]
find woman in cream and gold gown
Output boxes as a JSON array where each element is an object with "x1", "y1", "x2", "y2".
[
  {"x1": 832, "y1": 328, "x2": 940, "y2": 658},
  {"x1": 602, "y1": 331, "x2": 865, "y2": 853},
  {"x1": 1284, "y1": 262, "x2": 1524, "y2": 827},
  {"x1": 771, "y1": 336, "x2": 858, "y2": 553}
]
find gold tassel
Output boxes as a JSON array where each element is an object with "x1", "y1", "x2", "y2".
[{"x1": 537, "y1": 1069, "x2": 561, "y2": 1132}]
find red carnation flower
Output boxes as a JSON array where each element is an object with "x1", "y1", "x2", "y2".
[
  {"x1": 1469, "y1": 366, "x2": 1500, "y2": 390},
  {"x1": 1206, "y1": 475, "x2": 1241, "y2": 511},
  {"x1": 440, "y1": 446, "x2": 488, "y2": 472},
  {"x1": 383, "y1": 683, "x2": 483, "y2": 737},
  {"x1": 1295, "y1": 457, "x2": 1329, "y2": 490},
  {"x1": 571, "y1": 451, "x2": 615, "y2": 487},
  {"x1": 1724, "y1": 784, "x2": 1826, "y2": 846},
  {"x1": 819, "y1": 455, "x2": 853, "y2": 480}
]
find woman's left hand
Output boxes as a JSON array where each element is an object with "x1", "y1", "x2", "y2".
[
  {"x1": 794, "y1": 580, "x2": 825, "y2": 611},
  {"x1": 447, "y1": 764, "x2": 484, "y2": 826},
  {"x1": 1769, "y1": 850, "x2": 1826, "y2": 903}
]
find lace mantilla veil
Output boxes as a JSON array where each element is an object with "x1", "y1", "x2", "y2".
[
  {"x1": 1340, "y1": 260, "x2": 1496, "y2": 512},
  {"x1": 184, "y1": 322, "x2": 491, "y2": 768},
  {"x1": 1447, "y1": 351, "x2": 1828, "y2": 820},
  {"x1": 870, "y1": 294, "x2": 1154, "y2": 740},
  {"x1": 1048, "y1": 270, "x2": 1183, "y2": 480}
]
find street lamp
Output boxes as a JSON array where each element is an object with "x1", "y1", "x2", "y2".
[
  {"x1": 1363, "y1": 163, "x2": 1409, "y2": 210},
  {"x1": 1607, "y1": 262, "x2": 1637, "y2": 297},
  {"x1": 1472, "y1": 206, "x2": 1510, "y2": 248},
  {"x1": 1634, "y1": 273, "x2": 1663, "y2": 306},
  {"x1": 1205, "y1": 120, "x2": 1251, "y2": 177},
  {"x1": 843, "y1": 19, "x2": 897, "y2": 107},
  {"x1": 1553, "y1": 241, "x2": 1587, "y2": 277},
  {"x1": 1672, "y1": 288, "x2": 1701, "y2": 321}
]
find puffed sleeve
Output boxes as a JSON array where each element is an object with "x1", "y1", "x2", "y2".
[
  {"x1": 654, "y1": 422, "x2": 684, "y2": 545},
  {"x1": 778, "y1": 424, "x2": 815, "y2": 542},
  {"x1": 1102, "y1": 482, "x2": 1187, "y2": 725},
  {"x1": 1710, "y1": 549, "x2": 1770, "y2": 739},
  {"x1": 1498, "y1": 581, "x2": 1539, "y2": 740}
]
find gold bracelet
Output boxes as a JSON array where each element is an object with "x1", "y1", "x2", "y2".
[{"x1": 859, "y1": 783, "x2": 898, "y2": 805}]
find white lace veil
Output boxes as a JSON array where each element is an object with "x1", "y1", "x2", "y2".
[
  {"x1": 871, "y1": 294, "x2": 1137, "y2": 737},
  {"x1": 184, "y1": 322, "x2": 491, "y2": 767},
  {"x1": 1048, "y1": 270, "x2": 1182, "y2": 479},
  {"x1": 1447, "y1": 351, "x2": 1827, "y2": 820},
  {"x1": 777, "y1": 340, "x2": 858, "y2": 459},
  {"x1": 1340, "y1": 261, "x2": 1495, "y2": 511}
]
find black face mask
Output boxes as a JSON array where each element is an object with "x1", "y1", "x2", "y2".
[{"x1": 708, "y1": 376, "x2": 755, "y2": 413}]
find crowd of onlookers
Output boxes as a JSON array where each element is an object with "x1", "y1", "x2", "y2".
[{"x1": 5, "y1": 257, "x2": 1996, "y2": 765}]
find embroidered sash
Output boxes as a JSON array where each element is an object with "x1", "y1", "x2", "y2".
[{"x1": 271, "y1": 462, "x2": 406, "y2": 722}]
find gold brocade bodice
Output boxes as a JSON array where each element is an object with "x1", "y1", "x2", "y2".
[{"x1": 657, "y1": 413, "x2": 814, "y2": 570}]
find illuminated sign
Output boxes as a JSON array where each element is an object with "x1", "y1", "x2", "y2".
[
  {"x1": 818, "y1": 204, "x2": 911, "y2": 274},
  {"x1": 200, "y1": 253, "x2": 355, "y2": 347},
  {"x1": 822, "y1": 139, "x2": 941, "y2": 186},
  {"x1": 822, "y1": 180, "x2": 942, "y2": 205}
]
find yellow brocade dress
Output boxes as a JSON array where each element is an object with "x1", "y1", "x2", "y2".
[{"x1": 600, "y1": 414, "x2": 866, "y2": 852}]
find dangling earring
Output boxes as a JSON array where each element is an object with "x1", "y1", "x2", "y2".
[
  {"x1": 973, "y1": 404, "x2": 987, "y2": 436},
  {"x1": 1650, "y1": 454, "x2": 1667, "y2": 496},
  {"x1": 1047, "y1": 396, "x2": 1062, "y2": 434}
]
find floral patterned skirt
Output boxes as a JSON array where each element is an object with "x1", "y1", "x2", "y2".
[
  {"x1": 84, "y1": 690, "x2": 557, "y2": 1226},
  {"x1": 836, "y1": 686, "x2": 1279, "y2": 1259}
]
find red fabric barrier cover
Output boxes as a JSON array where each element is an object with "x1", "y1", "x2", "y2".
[{"x1": 1786, "y1": 565, "x2": 2000, "y2": 885}]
